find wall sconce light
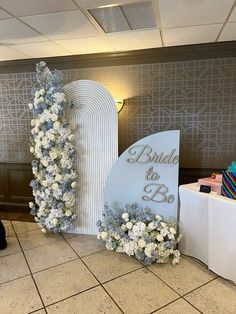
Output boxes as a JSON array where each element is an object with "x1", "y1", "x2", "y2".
[{"x1": 115, "y1": 99, "x2": 124, "y2": 113}]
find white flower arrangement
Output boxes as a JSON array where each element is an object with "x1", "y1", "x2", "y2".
[
  {"x1": 29, "y1": 61, "x2": 77, "y2": 233},
  {"x1": 97, "y1": 203, "x2": 181, "y2": 265}
]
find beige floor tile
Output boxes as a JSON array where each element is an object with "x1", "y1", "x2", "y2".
[
  {"x1": 67, "y1": 235, "x2": 105, "y2": 257},
  {"x1": 0, "y1": 236, "x2": 21, "y2": 257},
  {"x1": 185, "y1": 277, "x2": 236, "y2": 314},
  {"x1": 47, "y1": 286, "x2": 122, "y2": 314},
  {"x1": 12, "y1": 220, "x2": 38, "y2": 234},
  {"x1": 34, "y1": 259, "x2": 99, "y2": 305},
  {"x1": 82, "y1": 250, "x2": 142, "y2": 283},
  {"x1": 0, "y1": 275, "x2": 43, "y2": 314},
  {"x1": 25, "y1": 240, "x2": 78, "y2": 273},
  {"x1": 153, "y1": 298, "x2": 200, "y2": 313},
  {"x1": 60, "y1": 232, "x2": 79, "y2": 239},
  {"x1": 0, "y1": 252, "x2": 30, "y2": 284},
  {"x1": 18, "y1": 228, "x2": 63, "y2": 250},
  {"x1": 104, "y1": 268, "x2": 179, "y2": 314},
  {"x1": 34, "y1": 310, "x2": 46, "y2": 314},
  {"x1": 148, "y1": 256, "x2": 216, "y2": 295},
  {"x1": 2, "y1": 220, "x2": 15, "y2": 237}
]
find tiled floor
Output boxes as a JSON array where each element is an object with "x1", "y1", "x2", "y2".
[{"x1": 1, "y1": 220, "x2": 236, "y2": 314}]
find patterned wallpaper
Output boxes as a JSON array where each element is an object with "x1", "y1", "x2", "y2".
[{"x1": 0, "y1": 57, "x2": 236, "y2": 168}]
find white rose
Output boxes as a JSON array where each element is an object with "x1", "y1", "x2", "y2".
[
  {"x1": 169, "y1": 227, "x2": 176, "y2": 235},
  {"x1": 48, "y1": 134, "x2": 56, "y2": 141},
  {"x1": 38, "y1": 131, "x2": 44, "y2": 138},
  {"x1": 42, "y1": 159, "x2": 49, "y2": 167},
  {"x1": 122, "y1": 213, "x2": 129, "y2": 221},
  {"x1": 55, "y1": 174, "x2": 62, "y2": 182},
  {"x1": 156, "y1": 234, "x2": 164, "y2": 242},
  {"x1": 71, "y1": 182, "x2": 77, "y2": 188},
  {"x1": 51, "y1": 113, "x2": 58, "y2": 122},
  {"x1": 69, "y1": 134, "x2": 75, "y2": 141},
  {"x1": 160, "y1": 222, "x2": 167, "y2": 228},
  {"x1": 126, "y1": 222, "x2": 133, "y2": 229},
  {"x1": 65, "y1": 209, "x2": 72, "y2": 217},
  {"x1": 41, "y1": 180, "x2": 48, "y2": 187},
  {"x1": 28, "y1": 103, "x2": 33, "y2": 110},
  {"x1": 121, "y1": 224, "x2": 127, "y2": 230},
  {"x1": 29, "y1": 202, "x2": 34, "y2": 208},
  {"x1": 101, "y1": 231, "x2": 108, "y2": 240},
  {"x1": 39, "y1": 88, "x2": 45, "y2": 95},
  {"x1": 30, "y1": 146, "x2": 34, "y2": 153},
  {"x1": 52, "y1": 218, "x2": 58, "y2": 226},
  {"x1": 52, "y1": 183, "x2": 59, "y2": 190},
  {"x1": 41, "y1": 228, "x2": 47, "y2": 233},
  {"x1": 31, "y1": 119, "x2": 35, "y2": 126},
  {"x1": 35, "y1": 90, "x2": 40, "y2": 98},
  {"x1": 39, "y1": 96, "x2": 44, "y2": 102},
  {"x1": 34, "y1": 217, "x2": 39, "y2": 222},
  {"x1": 138, "y1": 239, "x2": 146, "y2": 248},
  {"x1": 155, "y1": 214, "x2": 162, "y2": 221},
  {"x1": 148, "y1": 222, "x2": 155, "y2": 230},
  {"x1": 54, "y1": 121, "x2": 61, "y2": 130}
]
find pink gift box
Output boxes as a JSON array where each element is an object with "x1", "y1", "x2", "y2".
[
  {"x1": 215, "y1": 174, "x2": 222, "y2": 182},
  {"x1": 198, "y1": 177, "x2": 222, "y2": 193}
]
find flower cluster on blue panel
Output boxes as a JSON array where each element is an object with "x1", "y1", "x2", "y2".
[
  {"x1": 97, "y1": 203, "x2": 181, "y2": 265},
  {"x1": 28, "y1": 61, "x2": 77, "y2": 233}
]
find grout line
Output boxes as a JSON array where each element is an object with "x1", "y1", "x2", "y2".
[
  {"x1": 22, "y1": 237, "x2": 64, "y2": 253},
  {"x1": 63, "y1": 236, "x2": 125, "y2": 314},
  {"x1": 182, "y1": 276, "x2": 218, "y2": 298},
  {"x1": 148, "y1": 296, "x2": 182, "y2": 314},
  {"x1": 32, "y1": 257, "x2": 79, "y2": 275},
  {"x1": 182, "y1": 297, "x2": 203, "y2": 314},
  {"x1": 101, "y1": 264, "x2": 145, "y2": 285},
  {"x1": 28, "y1": 307, "x2": 45, "y2": 314},
  {"x1": 44, "y1": 284, "x2": 101, "y2": 309},
  {"x1": 216, "y1": 0, "x2": 236, "y2": 41},
  {"x1": 0, "y1": 273, "x2": 29, "y2": 287},
  {"x1": 147, "y1": 266, "x2": 182, "y2": 297},
  {"x1": 11, "y1": 222, "x2": 48, "y2": 314}
]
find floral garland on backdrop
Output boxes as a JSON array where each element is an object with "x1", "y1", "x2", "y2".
[
  {"x1": 97, "y1": 203, "x2": 181, "y2": 265},
  {"x1": 28, "y1": 61, "x2": 77, "y2": 233}
]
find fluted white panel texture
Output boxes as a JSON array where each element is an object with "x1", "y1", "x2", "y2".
[{"x1": 64, "y1": 80, "x2": 118, "y2": 235}]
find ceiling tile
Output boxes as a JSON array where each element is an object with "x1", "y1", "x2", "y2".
[
  {"x1": 219, "y1": 22, "x2": 236, "y2": 41},
  {"x1": 55, "y1": 37, "x2": 113, "y2": 54},
  {"x1": 0, "y1": 0, "x2": 77, "y2": 17},
  {"x1": 12, "y1": 41, "x2": 71, "y2": 58},
  {"x1": 0, "y1": 8, "x2": 12, "y2": 20},
  {"x1": 0, "y1": 45, "x2": 29, "y2": 61},
  {"x1": 89, "y1": 6, "x2": 130, "y2": 33},
  {"x1": 163, "y1": 24, "x2": 222, "y2": 46},
  {"x1": 21, "y1": 10, "x2": 100, "y2": 40},
  {"x1": 106, "y1": 29, "x2": 162, "y2": 51},
  {"x1": 121, "y1": 1, "x2": 157, "y2": 30},
  {"x1": 159, "y1": 0, "x2": 234, "y2": 28},
  {"x1": 74, "y1": 0, "x2": 146, "y2": 10},
  {"x1": 229, "y1": 7, "x2": 236, "y2": 22},
  {"x1": 0, "y1": 18, "x2": 46, "y2": 44}
]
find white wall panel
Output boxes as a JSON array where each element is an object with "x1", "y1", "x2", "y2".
[{"x1": 64, "y1": 80, "x2": 118, "y2": 234}]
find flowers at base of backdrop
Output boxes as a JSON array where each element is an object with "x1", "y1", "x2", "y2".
[
  {"x1": 28, "y1": 61, "x2": 77, "y2": 233},
  {"x1": 97, "y1": 203, "x2": 181, "y2": 265}
]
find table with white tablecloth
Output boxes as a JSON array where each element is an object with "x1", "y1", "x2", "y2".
[{"x1": 179, "y1": 183, "x2": 236, "y2": 283}]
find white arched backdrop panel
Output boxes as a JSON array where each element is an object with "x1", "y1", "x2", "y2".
[{"x1": 64, "y1": 80, "x2": 118, "y2": 235}]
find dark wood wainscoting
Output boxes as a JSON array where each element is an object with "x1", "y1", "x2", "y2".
[
  {"x1": 0, "y1": 163, "x2": 33, "y2": 213},
  {"x1": 0, "y1": 162, "x2": 220, "y2": 215}
]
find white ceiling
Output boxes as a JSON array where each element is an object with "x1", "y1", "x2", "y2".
[{"x1": 0, "y1": 0, "x2": 235, "y2": 61}]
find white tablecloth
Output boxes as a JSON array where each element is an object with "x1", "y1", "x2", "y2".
[{"x1": 179, "y1": 183, "x2": 236, "y2": 283}]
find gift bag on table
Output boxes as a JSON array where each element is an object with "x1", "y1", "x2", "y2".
[{"x1": 221, "y1": 170, "x2": 236, "y2": 200}]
